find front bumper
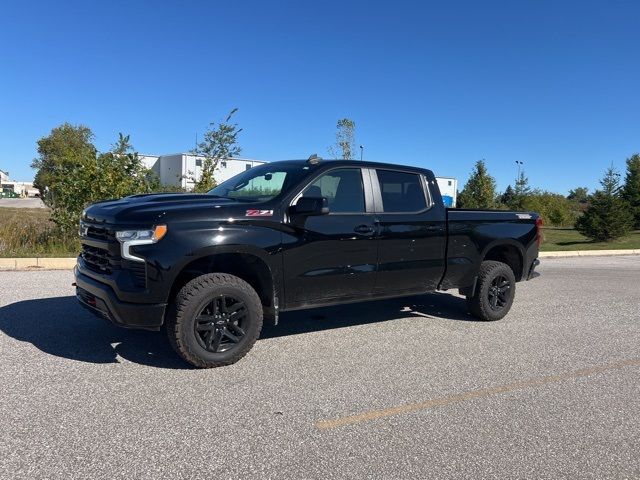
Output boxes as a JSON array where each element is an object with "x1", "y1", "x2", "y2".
[{"x1": 74, "y1": 266, "x2": 167, "y2": 331}]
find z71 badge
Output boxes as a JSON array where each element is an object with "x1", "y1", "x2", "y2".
[{"x1": 245, "y1": 209, "x2": 274, "y2": 217}]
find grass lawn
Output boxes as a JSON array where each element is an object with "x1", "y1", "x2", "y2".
[{"x1": 541, "y1": 227, "x2": 640, "y2": 251}]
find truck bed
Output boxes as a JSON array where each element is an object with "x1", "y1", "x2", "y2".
[{"x1": 439, "y1": 208, "x2": 540, "y2": 290}]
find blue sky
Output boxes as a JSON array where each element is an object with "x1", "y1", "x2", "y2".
[{"x1": 1, "y1": 0, "x2": 639, "y2": 194}]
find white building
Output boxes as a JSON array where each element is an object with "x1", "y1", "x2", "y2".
[
  {"x1": 435, "y1": 176, "x2": 457, "y2": 207},
  {"x1": 140, "y1": 154, "x2": 267, "y2": 190},
  {"x1": 5, "y1": 181, "x2": 37, "y2": 197},
  {"x1": 0, "y1": 169, "x2": 39, "y2": 197}
]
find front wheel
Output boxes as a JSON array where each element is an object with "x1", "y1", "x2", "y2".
[
  {"x1": 466, "y1": 261, "x2": 516, "y2": 321},
  {"x1": 166, "y1": 273, "x2": 263, "y2": 368}
]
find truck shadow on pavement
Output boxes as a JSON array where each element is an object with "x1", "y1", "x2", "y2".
[
  {"x1": 0, "y1": 293, "x2": 473, "y2": 369},
  {"x1": 262, "y1": 293, "x2": 474, "y2": 338}
]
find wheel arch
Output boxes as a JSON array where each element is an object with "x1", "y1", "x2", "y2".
[
  {"x1": 480, "y1": 240, "x2": 525, "y2": 281},
  {"x1": 167, "y1": 247, "x2": 278, "y2": 315}
]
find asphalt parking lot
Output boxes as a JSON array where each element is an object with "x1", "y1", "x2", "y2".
[
  {"x1": 0, "y1": 197, "x2": 46, "y2": 208},
  {"x1": 1, "y1": 256, "x2": 639, "y2": 479}
]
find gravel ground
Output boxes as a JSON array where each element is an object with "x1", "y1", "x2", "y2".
[{"x1": 0, "y1": 256, "x2": 638, "y2": 479}]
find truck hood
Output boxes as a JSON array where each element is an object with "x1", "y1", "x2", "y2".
[{"x1": 82, "y1": 193, "x2": 252, "y2": 225}]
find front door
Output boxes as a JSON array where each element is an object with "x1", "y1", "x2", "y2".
[{"x1": 283, "y1": 167, "x2": 378, "y2": 307}]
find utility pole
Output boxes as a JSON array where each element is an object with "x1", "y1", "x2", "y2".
[
  {"x1": 515, "y1": 160, "x2": 523, "y2": 184},
  {"x1": 360, "y1": 145, "x2": 364, "y2": 161}
]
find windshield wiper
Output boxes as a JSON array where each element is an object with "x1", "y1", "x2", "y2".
[
  {"x1": 207, "y1": 194, "x2": 263, "y2": 202},
  {"x1": 229, "y1": 197, "x2": 262, "y2": 203}
]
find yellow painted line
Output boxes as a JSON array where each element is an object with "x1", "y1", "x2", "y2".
[{"x1": 316, "y1": 358, "x2": 640, "y2": 430}]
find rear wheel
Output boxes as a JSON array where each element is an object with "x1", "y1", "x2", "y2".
[
  {"x1": 466, "y1": 260, "x2": 516, "y2": 321},
  {"x1": 166, "y1": 273, "x2": 263, "y2": 368}
]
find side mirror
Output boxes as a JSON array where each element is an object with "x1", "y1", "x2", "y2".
[{"x1": 292, "y1": 196, "x2": 330, "y2": 216}]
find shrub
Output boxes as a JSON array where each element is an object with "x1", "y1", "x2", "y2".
[
  {"x1": 575, "y1": 167, "x2": 633, "y2": 241},
  {"x1": 520, "y1": 191, "x2": 576, "y2": 227}
]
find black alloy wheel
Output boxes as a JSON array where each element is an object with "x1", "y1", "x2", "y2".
[
  {"x1": 487, "y1": 274, "x2": 511, "y2": 311},
  {"x1": 194, "y1": 294, "x2": 248, "y2": 353},
  {"x1": 466, "y1": 260, "x2": 516, "y2": 321},
  {"x1": 166, "y1": 273, "x2": 263, "y2": 368}
]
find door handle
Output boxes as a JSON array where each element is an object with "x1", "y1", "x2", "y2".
[
  {"x1": 354, "y1": 225, "x2": 375, "y2": 234},
  {"x1": 425, "y1": 225, "x2": 443, "y2": 232}
]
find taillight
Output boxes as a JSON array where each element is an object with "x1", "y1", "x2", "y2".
[{"x1": 536, "y1": 217, "x2": 543, "y2": 247}]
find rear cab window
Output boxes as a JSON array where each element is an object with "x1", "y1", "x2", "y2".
[{"x1": 375, "y1": 169, "x2": 429, "y2": 212}]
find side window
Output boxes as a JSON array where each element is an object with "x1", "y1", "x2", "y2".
[
  {"x1": 302, "y1": 168, "x2": 365, "y2": 213},
  {"x1": 376, "y1": 169, "x2": 428, "y2": 212}
]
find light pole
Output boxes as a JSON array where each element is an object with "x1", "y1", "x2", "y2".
[
  {"x1": 515, "y1": 161, "x2": 523, "y2": 184},
  {"x1": 359, "y1": 145, "x2": 364, "y2": 161}
]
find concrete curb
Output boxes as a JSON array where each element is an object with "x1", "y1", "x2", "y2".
[
  {"x1": 0, "y1": 257, "x2": 76, "y2": 270},
  {"x1": 539, "y1": 249, "x2": 640, "y2": 258}
]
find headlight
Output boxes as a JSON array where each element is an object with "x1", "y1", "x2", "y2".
[{"x1": 115, "y1": 225, "x2": 167, "y2": 262}]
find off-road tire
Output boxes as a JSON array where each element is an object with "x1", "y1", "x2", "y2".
[
  {"x1": 166, "y1": 273, "x2": 263, "y2": 368},
  {"x1": 466, "y1": 260, "x2": 516, "y2": 321}
]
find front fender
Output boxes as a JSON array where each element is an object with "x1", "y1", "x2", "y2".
[{"x1": 139, "y1": 222, "x2": 283, "y2": 303}]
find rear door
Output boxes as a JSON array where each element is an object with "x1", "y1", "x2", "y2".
[
  {"x1": 283, "y1": 167, "x2": 379, "y2": 306},
  {"x1": 371, "y1": 168, "x2": 446, "y2": 294}
]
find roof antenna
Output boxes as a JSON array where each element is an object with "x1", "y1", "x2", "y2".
[{"x1": 307, "y1": 154, "x2": 322, "y2": 165}]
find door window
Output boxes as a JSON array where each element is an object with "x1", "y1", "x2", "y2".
[
  {"x1": 302, "y1": 168, "x2": 365, "y2": 213},
  {"x1": 376, "y1": 170, "x2": 428, "y2": 212}
]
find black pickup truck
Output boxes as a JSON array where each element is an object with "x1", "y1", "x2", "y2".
[{"x1": 75, "y1": 158, "x2": 541, "y2": 368}]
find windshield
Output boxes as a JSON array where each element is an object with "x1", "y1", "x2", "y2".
[{"x1": 208, "y1": 163, "x2": 310, "y2": 202}]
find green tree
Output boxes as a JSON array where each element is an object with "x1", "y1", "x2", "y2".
[
  {"x1": 567, "y1": 187, "x2": 589, "y2": 204},
  {"x1": 94, "y1": 133, "x2": 160, "y2": 199},
  {"x1": 32, "y1": 126, "x2": 159, "y2": 237},
  {"x1": 499, "y1": 185, "x2": 516, "y2": 208},
  {"x1": 31, "y1": 123, "x2": 97, "y2": 203},
  {"x1": 567, "y1": 186, "x2": 590, "y2": 221},
  {"x1": 521, "y1": 191, "x2": 574, "y2": 227},
  {"x1": 457, "y1": 160, "x2": 497, "y2": 209},
  {"x1": 514, "y1": 171, "x2": 531, "y2": 197},
  {"x1": 575, "y1": 167, "x2": 633, "y2": 241},
  {"x1": 328, "y1": 118, "x2": 356, "y2": 159},
  {"x1": 622, "y1": 153, "x2": 640, "y2": 229},
  {"x1": 506, "y1": 170, "x2": 532, "y2": 210},
  {"x1": 191, "y1": 109, "x2": 242, "y2": 193}
]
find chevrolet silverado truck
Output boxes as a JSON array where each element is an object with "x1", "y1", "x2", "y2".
[{"x1": 75, "y1": 158, "x2": 541, "y2": 368}]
